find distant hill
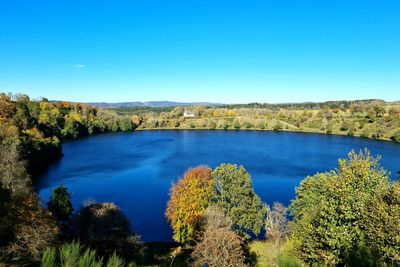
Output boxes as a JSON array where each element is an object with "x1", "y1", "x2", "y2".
[
  {"x1": 83, "y1": 101, "x2": 223, "y2": 108},
  {"x1": 48, "y1": 99, "x2": 390, "y2": 109}
]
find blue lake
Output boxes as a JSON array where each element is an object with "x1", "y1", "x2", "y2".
[{"x1": 36, "y1": 130, "x2": 400, "y2": 242}]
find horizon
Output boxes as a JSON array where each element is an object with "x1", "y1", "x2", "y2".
[
  {"x1": 4, "y1": 92, "x2": 396, "y2": 106},
  {"x1": 1, "y1": 1, "x2": 399, "y2": 103}
]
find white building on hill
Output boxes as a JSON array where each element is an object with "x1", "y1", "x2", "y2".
[{"x1": 183, "y1": 109, "x2": 195, "y2": 117}]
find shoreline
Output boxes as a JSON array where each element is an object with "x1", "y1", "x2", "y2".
[{"x1": 132, "y1": 127, "x2": 397, "y2": 143}]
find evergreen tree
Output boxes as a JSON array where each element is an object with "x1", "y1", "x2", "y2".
[
  {"x1": 212, "y1": 163, "x2": 266, "y2": 238},
  {"x1": 48, "y1": 184, "x2": 73, "y2": 225}
]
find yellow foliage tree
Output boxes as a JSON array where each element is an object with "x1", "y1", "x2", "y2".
[{"x1": 165, "y1": 166, "x2": 215, "y2": 243}]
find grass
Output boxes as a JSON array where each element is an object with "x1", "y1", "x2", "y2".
[{"x1": 248, "y1": 241, "x2": 304, "y2": 267}]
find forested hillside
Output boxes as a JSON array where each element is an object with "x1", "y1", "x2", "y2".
[
  {"x1": 0, "y1": 93, "x2": 140, "y2": 174},
  {"x1": 113, "y1": 100, "x2": 400, "y2": 142}
]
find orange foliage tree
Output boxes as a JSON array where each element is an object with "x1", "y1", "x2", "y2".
[{"x1": 165, "y1": 166, "x2": 215, "y2": 243}]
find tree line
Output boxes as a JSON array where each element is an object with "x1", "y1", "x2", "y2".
[
  {"x1": 0, "y1": 93, "x2": 141, "y2": 174},
  {"x1": 113, "y1": 102, "x2": 400, "y2": 142}
]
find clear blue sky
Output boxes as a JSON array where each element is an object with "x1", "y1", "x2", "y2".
[{"x1": 1, "y1": 0, "x2": 399, "y2": 103}]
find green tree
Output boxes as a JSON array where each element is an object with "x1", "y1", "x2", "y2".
[
  {"x1": 118, "y1": 116, "x2": 134, "y2": 131},
  {"x1": 289, "y1": 150, "x2": 392, "y2": 265},
  {"x1": 273, "y1": 121, "x2": 283, "y2": 131},
  {"x1": 212, "y1": 164, "x2": 266, "y2": 238},
  {"x1": 233, "y1": 120, "x2": 241, "y2": 129},
  {"x1": 222, "y1": 120, "x2": 230, "y2": 129},
  {"x1": 392, "y1": 130, "x2": 400, "y2": 142},
  {"x1": 364, "y1": 181, "x2": 400, "y2": 262},
  {"x1": 47, "y1": 184, "x2": 73, "y2": 225}
]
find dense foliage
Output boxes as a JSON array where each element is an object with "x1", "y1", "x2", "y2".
[
  {"x1": 0, "y1": 93, "x2": 139, "y2": 174},
  {"x1": 212, "y1": 164, "x2": 266, "y2": 238},
  {"x1": 192, "y1": 206, "x2": 246, "y2": 267},
  {"x1": 74, "y1": 202, "x2": 143, "y2": 259},
  {"x1": 165, "y1": 166, "x2": 215, "y2": 243},
  {"x1": 0, "y1": 142, "x2": 59, "y2": 260},
  {"x1": 116, "y1": 100, "x2": 400, "y2": 142},
  {"x1": 289, "y1": 150, "x2": 400, "y2": 265},
  {"x1": 47, "y1": 184, "x2": 73, "y2": 231},
  {"x1": 166, "y1": 164, "x2": 266, "y2": 244}
]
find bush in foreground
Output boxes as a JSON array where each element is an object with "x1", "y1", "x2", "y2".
[
  {"x1": 289, "y1": 149, "x2": 399, "y2": 265},
  {"x1": 192, "y1": 206, "x2": 246, "y2": 267},
  {"x1": 41, "y1": 241, "x2": 127, "y2": 267},
  {"x1": 74, "y1": 202, "x2": 143, "y2": 260}
]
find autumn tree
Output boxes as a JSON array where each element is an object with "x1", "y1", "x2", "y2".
[
  {"x1": 5, "y1": 193, "x2": 59, "y2": 260},
  {"x1": 0, "y1": 142, "x2": 59, "y2": 260},
  {"x1": 0, "y1": 142, "x2": 30, "y2": 195},
  {"x1": 0, "y1": 94, "x2": 16, "y2": 123},
  {"x1": 212, "y1": 164, "x2": 266, "y2": 239},
  {"x1": 165, "y1": 166, "x2": 215, "y2": 243}
]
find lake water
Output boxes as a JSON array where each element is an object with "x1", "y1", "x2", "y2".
[{"x1": 36, "y1": 130, "x2": 400, "y2": 242}]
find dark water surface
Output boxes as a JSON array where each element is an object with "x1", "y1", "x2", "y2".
[{"x1": 36, "y1": 130, "x2": 400, "y2": 242}]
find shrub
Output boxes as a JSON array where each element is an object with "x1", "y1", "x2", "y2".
[
  {"x1": 192, "y1": 206, "x2": 246, "y2": 267},
  {"x1": 78, "y1": 248, "x2": 102, "y2": 267},
  {"x1": 60, "y1": 241, "x2": 81, "y2": 267},
  {"x1": 233, "y1": 120, "x2": 241, "y2": 129},
  {"x1": 192, "y1": 227, "x2": 246, "y2": 267},
  {"x1": 392, "y1": 130, "x2": 400, "y2": 142},
  {"x1": 244, "y1": 121, "x2": 253, "y2": 129},
  {"x1": 276, "y1": 251, "x2": 302, "y2": 267},
  {"x1": 41, "y1": 242, "x2": 125, "y2": 267},
  {"x1": 208, "y1": 121, "x2": 217, "y2": 129},
  {"x1": 74, "y1": 202, "x2": 143, "y2": 259},
  {"x1": 41, "y1": 247, "x2": 57, "y2": 267},
  {"x1": 106, "y1": 252, "x2": 125, "y2": 267},
  {"x1": 326, "y1": 125, "x2": 333, "y2": 134},
  {"x1": 265, "y1": 202, "x2": 289, "y2": 243},
  {"x1": 340, "y1": 121, "x2": 350, "y2": 131},
  {"x1": 222, "y1": 120, "x2": 231, "y2": 129},
  {"x1": 256, "y1": 120, "x2": 266, "y2": 129},
  {"x1": 273, "y1": 122, "x2": 283, "y2": 131},
  {"x1": 347, "y1": 126, "x2": 356, "y2": 136}
]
